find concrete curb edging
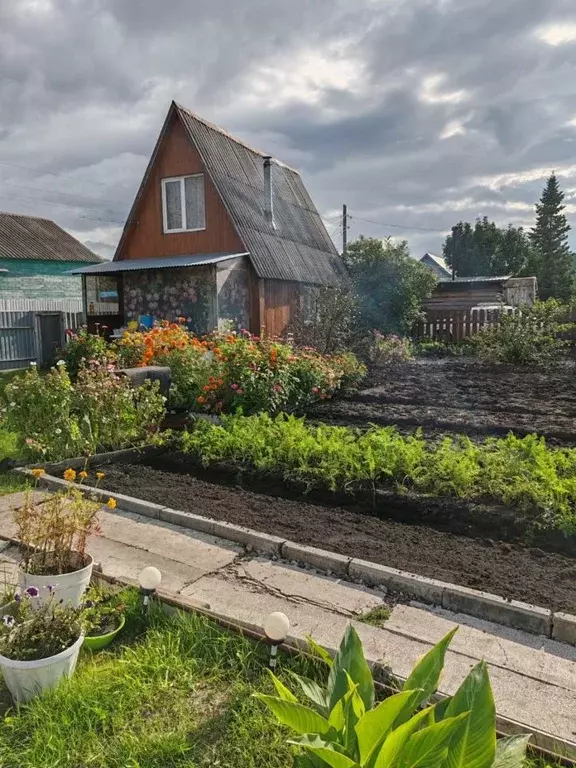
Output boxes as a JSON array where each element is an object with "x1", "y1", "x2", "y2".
[{"x1": 20, "y1": 469, "x2": 576, "y2": 646}]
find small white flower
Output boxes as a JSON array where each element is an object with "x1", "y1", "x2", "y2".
[
  {"x1": 9, "y1": 402, "x2": 15, "y2": 407},
  {"x1": 29, "y1": 361, "x2": 37, "y2": 367},
  {"x1": 56, "y1": 360, "x2": 65, "y2": 366},
  {"x1": 55, "y1": 428, "x2": 62, "y2": 434}
]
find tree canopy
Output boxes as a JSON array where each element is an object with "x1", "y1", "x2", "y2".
[
  {"x1": 529, "y1": 173, "x2": 575, "y2": 301},
  {"x1": 443, "y1": 217, "x2": 532, "y2": 278},
  {"x1": 344, "y1": 236, "x2": 437, "y2": 334}
]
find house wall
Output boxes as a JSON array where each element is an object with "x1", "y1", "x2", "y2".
[
  {"x1": 123, "y1": 265, "x2": 216, "y2": 334},
  {"x1": 504, "y1": 277, "x2": 537, "y2": 307},
  {"x1": 216, "y1": 257, "x2": 250, "y2": 331},
  {"x1": 424, "y1": 283, "x2": 506, "y2": 311},
  {"x1": 0, "y1": 258, "x2": 93, "y2": 301},
  {"x1": 118, "y1": 116, "x2": 245, "y2": 261}
]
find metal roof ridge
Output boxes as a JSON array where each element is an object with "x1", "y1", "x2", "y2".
[{"x1": 173, "y1": 102, "x2": 299, "y2": 174}]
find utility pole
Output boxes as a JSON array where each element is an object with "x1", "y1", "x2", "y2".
[{"x1": 342, "y1": 204, "x2": 348, "y2": 255}]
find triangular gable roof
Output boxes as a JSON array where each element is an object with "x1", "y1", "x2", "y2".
[
  {"x1": 421, "y1": 252, "x2": 450, "y2": 276},
  {"x1": 114, "y1": 102, "x2": 346, "y2": 285},
  {"x1": 0, "y1": 212, "x2": 102, "y2": 263}
]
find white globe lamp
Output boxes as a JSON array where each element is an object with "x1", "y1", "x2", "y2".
[
  {"x1": 263, "y1": 612, "x2": 290, "y2": 669},
  {"x1": 139, "y1": 566, "x2": 162, "y2": 612}
]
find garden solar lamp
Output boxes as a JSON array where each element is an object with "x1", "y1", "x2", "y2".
[
  {"x1": 263, "y1": 611, "x2": 290, "y2": 670},
  {"x1": 139, "y1": 566, "x2": 162, "y2": 613}
]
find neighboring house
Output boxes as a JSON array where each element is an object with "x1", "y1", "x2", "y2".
[
  {"x1": 71, "y1": 101, "x2": 346, "y2": 336},
  {"x1": 419, "y1": 252, "x2": 451, "y2": 279},
  {"x1": 424, "y1": 275, "x2": 537, "y2": 311},
  {"x1": 0, "y1": 212, "x2": 102, "y2": 301}
]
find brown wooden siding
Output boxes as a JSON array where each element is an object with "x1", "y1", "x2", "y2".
[
  {"x1": 262, "y1": 279, "x2": 300, "y2": 337},
  {"x1": 117, "y1": 116, "x2": 245, "y2": 261}
]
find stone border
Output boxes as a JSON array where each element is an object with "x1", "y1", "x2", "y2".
[{"x1": 18, "y1": 469, "x2": 575, "y2": 646}]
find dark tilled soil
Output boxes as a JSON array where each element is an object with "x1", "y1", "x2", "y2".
[
  {"x1": 99, "y1": 461, "x2": 576, "y2": 613},
  {"x1": 308, "y1": 360, "x2": 576, "y2": 443}
]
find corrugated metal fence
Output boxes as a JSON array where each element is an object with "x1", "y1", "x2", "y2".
[{"x1": 0, "y1": 299, "x2": 84, "y2": 371}]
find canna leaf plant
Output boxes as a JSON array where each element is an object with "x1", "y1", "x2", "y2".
[{"x1": 256, "y1": 626, "x2": 530, "y2": 768}]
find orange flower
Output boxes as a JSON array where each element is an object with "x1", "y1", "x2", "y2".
[
  {"x1": 63, "y1": 468, "x2": 76, "y2": 482},
  {"x1": 197, "y1": 395, "x2": 206, "y2": 404},
  {"x1": 79, "y1": 470, "x2": 88, "y2": 480},
  {"x1": 107, "y1": 498, "x2": 117, "y2": 509},
  {"x1": 96, "y1": 471, "x2": 105, "y2": 480},
  {"x1": 31, "y1": 468, "x2": 45, "y2": 479}
]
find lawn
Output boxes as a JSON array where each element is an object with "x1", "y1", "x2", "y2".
[
  {"x1": 0, "y1": 598, "x2": 564, "y2": 768},
  {"x1": 0, "y1": 600, "x2": 321, "y2": 768}
]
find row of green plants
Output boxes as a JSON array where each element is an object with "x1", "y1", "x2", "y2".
[
  {"x1": 0, "y1": 362, "x2": 166, "y2": 462},
  {"x1": 181, "y1": 413, "x2": 576, "y2": 533},
  {"x1": 63, "y1": 323, "x2": 366, "y2": 414}
]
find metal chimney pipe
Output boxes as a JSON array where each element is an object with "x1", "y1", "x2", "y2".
[{"x1": 263, "y1": 156, "x2": 275, "y2": 228}]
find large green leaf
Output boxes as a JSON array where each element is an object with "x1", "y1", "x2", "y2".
[
  {"x1": 443, "y1": 661, "x2": 496, "y2": 768},
  {"x1": 492, "y1": 735, "x2": 531, "y2": 767},
  {"x1": 307, "y1": 636, "x2": 335, "y2": 668},
  {"x1": 328, "y1": 626, "x2": 375, "y2": 712},
  {"x1": 372, "y1": 706, "x2": 434, "y2": 768},
  {"x1": 328, "y1": 673, "x2": 365, "y2": 757},
  {"x1": 268, "y1": 670, "x2": 298, "y2": 703},
  {"x1": 256, "y1": 694, "x2": 332, "y2": 735},
  {"x1": 355, "y1": 690, "x2": 421, "y2": 766},
  {"x1": 306, "y1": 747, "x2": 360, "y2": 768},
  {"x1": 400, "y1": 628, "x2": 458, "y2": 716},
  {"x1": 396, "y1": 712, "x2": 470, "y2": 768},
  {"x1": 292, "y1": 673, "x2": 330, "y2": 715}
]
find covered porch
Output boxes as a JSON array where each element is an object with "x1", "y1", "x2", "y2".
[{"x1": 70, "y1": 251, "x2": 252, "y2": 336}]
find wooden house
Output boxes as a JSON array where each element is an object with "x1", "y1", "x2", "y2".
[
  {"x1": 424, "y1": 275, "x2": 537, "y2": 311},
  {"x1": 72, "y1": 102, "x2": 346, "y2": 336}
]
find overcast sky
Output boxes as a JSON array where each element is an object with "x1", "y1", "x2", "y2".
[{"x1": 2, "y1": 0, "x2": 576, "y2": 260}]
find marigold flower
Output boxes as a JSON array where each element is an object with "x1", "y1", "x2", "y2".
[
  {"x1": 107, "y1": 498, "x2": 117, "y2": 509},
  {"x1": 63, "y1": 468, "x2": 76, "y2": 482},
  {"x1": 96, "y1": 471, "x2": 105, "y2": 480},
  {"x1": 31, "y1": 468, "x2": 45, "y2": 479},
  {"x1": 197, "y1": 395, "x2": 206, "y2": 404},
  {"x1": 79, "y1": 471, "x2": 88, "y2": 480}
]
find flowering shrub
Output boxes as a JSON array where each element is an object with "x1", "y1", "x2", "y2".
[
  {"x1": 61, "y1": 327, "x2": 116, "y2": 377},
  {"x1": 370, "y1": 331, "x2": 414, "y2": 366},
  {"x1": 114, "y1": 324, "x2": 366, "y2": 414},
  {"x1": 1, "y1": 362, "x2": 166, "y2": 461}
]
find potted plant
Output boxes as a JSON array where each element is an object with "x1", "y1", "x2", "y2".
[
  {"x1": 0, "y1": 565, "x2": 17, "y2": 617},
  {"x1": 0, "y1": 587, "x2": 84, "y2": 703},
  {"x1": 14, "y1": 468, "x2": 114, "y2": 607},
  {"x1": 82, "y1": 584, "x2": 127, "y2": 651}
]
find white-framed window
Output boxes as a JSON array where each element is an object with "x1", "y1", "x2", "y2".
[{"x1": 161, "y1": 174, "x2": 206, "y2": 233}]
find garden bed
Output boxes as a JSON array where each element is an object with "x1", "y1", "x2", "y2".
[
  {"x1": 95, "y1": 457, "x2": 576, "y2": 613},
  {"x1": 307, "y1": 359, "x2": 576, "y2": 443}
]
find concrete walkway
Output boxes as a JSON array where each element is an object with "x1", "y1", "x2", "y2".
[{"x1": 1, "y1": 491, "x2": 575, "y2": 757}]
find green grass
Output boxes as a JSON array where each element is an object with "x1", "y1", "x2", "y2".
[
  {"x1": 0, "y1": 600, "x2": 567, "y2": 767},
  {"x1": 0, "y1": 473, "x2": 27, "y2": 497},
  {"x1": 0, "y1": 601, "x2": 323, "y2": 768},
  {"x1": 358, "y1": 605, "x2": 392, "y2": 627}
]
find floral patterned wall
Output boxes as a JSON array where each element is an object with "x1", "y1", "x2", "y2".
[
  {"x1": 216, "y1": 258, "x2": 250, "y2": 330},
  {"x1": 123, "y1": 265, "x2": 216, "y2": 334}
]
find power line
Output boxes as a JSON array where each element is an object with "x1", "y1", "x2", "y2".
[{"x1": 349, "y1": 214, "x2": 448, "y2": 234}]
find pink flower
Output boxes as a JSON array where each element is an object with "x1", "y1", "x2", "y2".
[
  {"x1": 312, "y1": 387, "x2": 319, "y2": 394},
  {"x1": 231, "y1": 383, "x2": 239, "y2": 390},
  {"x1": 273, "y1": 384, "x2": 283, "y2": 392},
  {"x1": 236, "y1": 388, "x2": 244, "y2": 395}
]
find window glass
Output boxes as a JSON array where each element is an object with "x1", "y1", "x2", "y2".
[
  {"x1": 184, "y1": 175, "x2": 205, "y2": 230},
  {"x1": 165, "y1": 179, "x2": 182, "y2": 230}
]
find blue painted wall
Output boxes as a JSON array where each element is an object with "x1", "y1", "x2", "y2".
[{"x1": 0, "y1": 258, "x2": 93, "y2": 300}]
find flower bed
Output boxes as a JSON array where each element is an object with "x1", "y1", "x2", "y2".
[{"x1": 110, "y1": 323, "x2": 365, "y2": 413}]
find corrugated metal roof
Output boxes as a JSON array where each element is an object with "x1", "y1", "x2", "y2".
[
  {"x1": 69, "y1": 252, "x2": 247, "y2": 275},
  {"x1": 114, "y1": 102, "x2": 346, "y2": 286},
  {"x1": 0, "y1": 211, "x2": 102, "y2": 263},
  {"x1": 421, "y1": 252, "x2": 450, "y2": 274},
  {"x1": 438, "y1": 275, "x2": 511, "y2": 284}
]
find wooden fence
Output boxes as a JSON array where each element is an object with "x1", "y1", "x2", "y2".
[{"x1": 415, "y1": 307, "x2": 514, "y2": 342}]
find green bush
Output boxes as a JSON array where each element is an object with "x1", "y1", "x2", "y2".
[
  {"x1": 258, "y1": 624, "x2": 529, "y2": 767},
  {"x1": 181, "y1": 413, "x2": 576, "y2": 533},
  {"x1": 60, "y1": 327, "x2": 116, "y2": 377},
  {"x1": 414, "y1": 340, "x2": 475, "y2": 358},
  {"x1": 472, "y1": 300, "x2": 571, "y2": 366},
  {"x1": 1, "y1": 362, "x2": 166, "y2": 462},
  {"x1": 369, "y1": 332, "x2": 413, "y2": 366}
]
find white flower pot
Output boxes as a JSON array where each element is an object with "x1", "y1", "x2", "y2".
[
  {"x1": 18, "y1": 553, "x2": 93, "y2": 607},
  {"x1": 0, "y1": 631, "x2": 84, "y2": 704}
]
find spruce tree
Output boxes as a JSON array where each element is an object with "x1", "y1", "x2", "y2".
[{"x1": 529, "y1": 174, "x2": 575, "y2": 301}]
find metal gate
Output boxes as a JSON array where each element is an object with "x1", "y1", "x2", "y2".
[{"x1": 0, "y1": 299, "x2": 83, "y2": 371}]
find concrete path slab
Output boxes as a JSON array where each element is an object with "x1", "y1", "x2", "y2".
[{"x1": 0, "y1": 490, "x2": 575, "y2": 756}]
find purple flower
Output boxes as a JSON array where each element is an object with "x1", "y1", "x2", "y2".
[
  {"x1": 2, "y1": 615, "x2": 14, "y2": 627},
  {"x1": 45, "y1": 585, "x2": 54, "y2": 594},
  {"x1": 14, "y1": 593, "x2": 21, "y2": 603},
  {"x1": 25, "y1": 586, "x2": 39, "y2": 598}
]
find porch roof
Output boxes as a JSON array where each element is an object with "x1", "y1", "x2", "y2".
[{"x1": 68, "y1": 252, "x2": 248, "y2": 276}]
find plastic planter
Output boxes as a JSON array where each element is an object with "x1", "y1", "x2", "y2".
[
  {"x1": 0, "y1": 632, "x2": 84, "y2": 704},
  {"x1": 83, "y1": 614, "x2": 126, "y2": 651},
  {"x1": 18, "y1": 553, "x2": 93, "y2": 607}
]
